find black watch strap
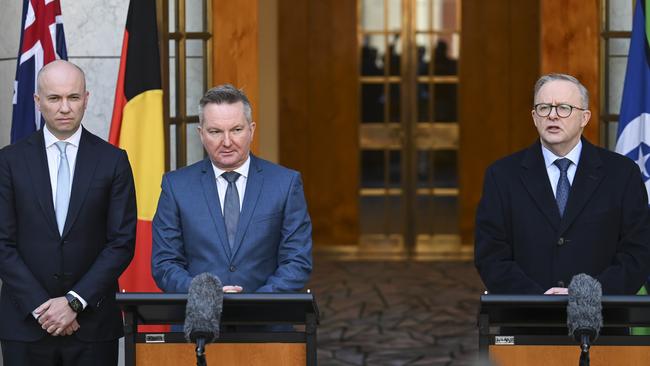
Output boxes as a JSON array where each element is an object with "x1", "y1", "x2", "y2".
[{"x1": 65, "y1": 293, "x2": 83, "y2": 313}]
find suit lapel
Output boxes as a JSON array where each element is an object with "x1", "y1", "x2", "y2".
[
  {"x1": 24, "y1": 130, "x2": 59, "y2": 234},
  {"x1": 520, "y1": 141, "x2": 561, "y2": 231},
  {"x1": 200, "y1": 159, "x2": 232, "y2": 258},
  {"x1": 231, "y1": 155, "x2": 263, "y2": 259},
  {"x1": 559, "y1": 140, "x2": 604, "y2": 234},
  {"x1": 62, "y1": 129, "x2": 100, "y2": 236}
]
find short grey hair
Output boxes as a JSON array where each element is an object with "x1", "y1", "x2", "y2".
[
  {"x1": 198, "y1": 84, "x2": 253, "y2": 124},
  {"x1": 533, "y1": 73, "x2": 589, "y2": 109}
]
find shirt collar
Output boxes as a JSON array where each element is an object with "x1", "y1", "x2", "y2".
[
  {"x1": 43, "y1": 125, "x2": 82, "y2": 148},
  {"x1": 211, "y1": 155, "x2": 251, "y2": 180},
  {"x1": 541, "y1": 140, "x2": 582, "y2": 169}
]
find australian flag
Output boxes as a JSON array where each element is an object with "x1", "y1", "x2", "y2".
[{"x1": 11, "y1": 0, "x2": 68, "y2": 143}]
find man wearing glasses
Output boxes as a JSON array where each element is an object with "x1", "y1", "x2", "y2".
[{"x1": 474, "y1": 73, "x2": 650, "y2": 295}]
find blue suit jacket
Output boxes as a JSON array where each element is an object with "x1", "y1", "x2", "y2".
[
  {"x1": 152, "y1": 155, "x2": 312, "y2": 293},
  {"x1": 0, "y1": 128, "x2": 136, "y2": 342},
  {"x1": 475, "y1": 138, "x2": 650, "y2": 294}
]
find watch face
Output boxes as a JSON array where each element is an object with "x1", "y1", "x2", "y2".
[{"x1": 68, "y1": 296, "x2": 83, "y2": 313}]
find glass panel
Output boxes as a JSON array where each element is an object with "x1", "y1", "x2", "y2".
[
  {"x1": 388, "y1": 34, "x2": 401, "y2": 75},
  {"x1": 360, "y1": 196, "x2": 404, "y2": 235},
  {"x1": 361, "y1": 83, "x2": 385, "y2": 123},
  {"x1": 388, "y1": 150, "x2": 401, "y2": 186},
  {"x1": 416, "y1": 34, "x2": 431, "y2": 76},
  {"x1": 185, "y1": 40, "x2": 205, "y2": 116},
  {"x1": 416, "y1": 0, "x2": 431, "y2": 31},
  {"x1": 361, "y1": 34, "x2": 386, "y2": 76},
  {"x1": 361, "y1": 0, "x2": 385, "y2": 31},
  {"x1": 387, "y1": 0, "x2": 402, "y2": 31},
  {"x1": 608, "y1": 121, "x2": 619, "y2": 151},
  {"x1": 416, "y1": 150, "x2": 433, "y2": 187},
  {"x1": 433, "y1": 83, "x2": 457, "y2": 122},
  {"x1": 389, "y1": 83, "x2": 401, "y2": 122},
  {"x1": 169, "y1": 124, "x2": 177, "y2": 171},
  {"x1": 186, "y1": 123, "x2": 204, "y2": 165},
  {"x1": 185, "y1": 0, "x2": 204, "y2": 32},
  {"x1": 417, "y1": 83, "x2": 431, "y2": 122},
  {"x1": 432, "y1": 150, "x2": 457, "y2": 187},
  {"x1": 418, "y1": 195, "x2": 458, "y2": 234},
  {"x1": 433, "y1": 35, "x2": 458, "y2": 75},
  {"x1": 608, "y1": 56, "x2": 627, "y2": 114},
  {"x1": 169, "y1": 0, "x2": 176, "y2": 32},
  {"x1": 609, "y1": 38, "x2": 630, "y2": 56},
  {"x1": 608, "y1": 0, "x2": 633, "y2": 31},
  {"x1": 361, "y1": 150, "x2": 386, "y2": 188},
  {"x1": 169, "y1": 40, "x2": 177, "y2": 118},
  {"x1": 433, "y1": 0, "x2": 458, "y2": 30}
]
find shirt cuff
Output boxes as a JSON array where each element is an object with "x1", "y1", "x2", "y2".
[{"x1": 67, "y1": 291, "x2": 88, "y2": 310}]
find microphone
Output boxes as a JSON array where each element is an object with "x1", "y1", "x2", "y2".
[
  {"x1": 567, "y1": 273, "x2": 602, "y2": 366},
  {"x1": 184, "y1": 273, "x2": 223, "y2": 365}
]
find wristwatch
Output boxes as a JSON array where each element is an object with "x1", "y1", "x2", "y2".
[{"x1": 65, "y1": 293, "x2": 83, "y2": 313}]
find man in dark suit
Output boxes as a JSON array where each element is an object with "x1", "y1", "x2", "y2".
[
  {"x1": 475, "y1": 73, "x2": 650, "y2": 295},
  {"x1": 152, "y1": 84, "x2": 312, "y2": 294},
  {"x1": 0, "y1": 60, "x2": 136, "y2": 365}
]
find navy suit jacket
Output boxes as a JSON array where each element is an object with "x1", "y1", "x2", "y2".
[
  {"x1": 0, "y1": 128, "x2": 136, "y2": 342},
  {"x1": 475, "y1": 139, "x2": 650, "y2": 294},
  {"x1": 152, "y1": 155, "x2": 312, "y2": 293}
]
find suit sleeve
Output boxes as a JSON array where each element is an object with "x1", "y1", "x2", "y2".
[
  {"x1": 256, "y1": 173, "x2": 313, "y2": 292},
  {"x1": 474, "y1": 166, "x2": 545, "y2": 294},
  {"x1": 0, "y1": 149, "x2": 51, "y2": 317},
  {"x1": 151, "y1": 174, "x2": 193, "y2": 292},
  {"x1": 594, "y1": 164, "x2": 650, "y2": 294},
  {"x1": 71, "y1": 150, "x2": 137, "y2": 307}
]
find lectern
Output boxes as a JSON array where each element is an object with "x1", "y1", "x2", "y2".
[
  {"x1": 117, "y1": 293, "x2": 319, "y2": 366},
  {"x1": 479, "y1": 295, "x2": 650, "y2": 366}
]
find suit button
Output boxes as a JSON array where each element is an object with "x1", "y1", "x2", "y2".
[
  {"x1": 557, "y1": 237, "x2": 565, "y2": 246},
  {"x1": 229, "y1": 265, "x2": 236, "y2": 272}
]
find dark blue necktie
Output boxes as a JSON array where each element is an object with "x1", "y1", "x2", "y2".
[
  {"x1": 222, "y1": 171, "x2": 241, "y2": 249},
  {"x1": 554, "y1": 158, "x2": 571, "y2": 217}
]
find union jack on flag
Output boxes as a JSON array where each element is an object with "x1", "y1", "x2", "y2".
[{"x1": 11, "y1": 0, "x2": 68, "y2": 143}]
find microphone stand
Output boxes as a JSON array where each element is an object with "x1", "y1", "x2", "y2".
[
  {"x1": 579, "y1": 334, "x2": 590, "y2": 366},
  {"x1": 196, "y1": 338, "x2": 207, "y2": 366}
]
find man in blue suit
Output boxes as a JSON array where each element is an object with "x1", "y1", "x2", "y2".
[
  {"x1": 152, "y1": 84, "x2": 312, "y2": 294},
  {"x1": 0, "y1": 61, "x2": 136, "y2": 365},
  {"x1": 475, "y1": 73, "x2": 650, "y2": 295}
]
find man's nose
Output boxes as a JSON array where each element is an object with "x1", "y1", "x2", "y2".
[{"x1": 60, "y1": 99, "x2": 71, "y2": 113}]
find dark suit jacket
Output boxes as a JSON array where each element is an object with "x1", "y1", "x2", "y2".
[
  {"x1": 152, "y1": 155, "x2": 312, "y2": 293},
  {"x1": 475, "y1": 138, "x2": 650, "y2": 294},
  {"x1": 0, "y1": 128, "x2": 136, "y2": 342}
]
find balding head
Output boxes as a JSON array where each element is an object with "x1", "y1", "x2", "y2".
[{"x1": 37, "y1": 60, "x2": 87, "y2": 94}]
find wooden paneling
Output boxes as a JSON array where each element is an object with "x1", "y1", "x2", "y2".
[
  {"x1": 212, "y1": 0, "x2": 259, "y2": 151},
  {"x1": 490, "y1": 345, "x2": 650, "y2": 366},
  {"x1": 458, "y1": 0, "x2": 540, "y2": 246},
  {"x1": 278, "y1": 0, "x2": 359, "y2": 245},
  {"x1": 136, "y1": 343, "x2": 305, "y2": 365},
  {"x1": 540, "y1": 0, "x2": 600, "y2": 144}
]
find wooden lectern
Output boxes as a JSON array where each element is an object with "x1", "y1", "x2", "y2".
[
  {"x1": 116, "y1": 293, "x2": 319, "y2": 366},
  {"x1": 479, "y1": 295, "x2": 650, "y2": 366}
]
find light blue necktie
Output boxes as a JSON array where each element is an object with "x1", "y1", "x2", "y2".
[
  {"x1": 222, "y1": 171, "x2": 241, "y2": 250},
  {"x1": 554, "y1": 158, "x2": 571, "y2": 217},
  {"x1": 55, "y1": 141, "x2": 70, "y2": 234}
]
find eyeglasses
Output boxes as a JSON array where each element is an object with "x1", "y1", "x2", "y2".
[{"x1": 533, "y1": 103, "x2": 587, "y2": 118}]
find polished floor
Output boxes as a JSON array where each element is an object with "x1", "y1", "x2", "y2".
[{"x1": 308, "y1": 259, "x2": 485, "y2": 366}]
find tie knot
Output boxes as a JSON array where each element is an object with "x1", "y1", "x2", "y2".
[
  {"x1": 222, "y1": 171, "x2": 240, "y2": 183},
  {"x1": 54, "y1": 141, "x2": 68, "y2": 156},
  {"x1": 554, "y1": 158, "x2": 571, "y2": 173}
]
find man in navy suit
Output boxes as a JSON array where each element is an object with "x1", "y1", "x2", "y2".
[
  {"x1": 0, "y1": 60, "x2": 136, "y2": 365},
  {"x1": 475, "y1": 73, "x2": 650, "y2": 295},
  {"x1": 152, "y1": 84, "x2": 312, "y2": 294}
]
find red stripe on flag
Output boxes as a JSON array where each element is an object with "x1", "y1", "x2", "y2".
[{"x1": 109, "y1": 30, "x2": 129, "y2": 146}]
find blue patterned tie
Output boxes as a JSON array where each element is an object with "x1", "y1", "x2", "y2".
[
  {"x1": 222, "y1": 171, "x2": 241, "y2": 250},
  {"x1": 55, "y1": 141, "x2": 70, "y2": 234},
  {"x1": 554, "y1": 158, "x2": 571, "y2": 217}
]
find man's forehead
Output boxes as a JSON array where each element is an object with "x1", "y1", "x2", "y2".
[{"x1": 536, "y1": 80, "x2": 580, "y2": 101}]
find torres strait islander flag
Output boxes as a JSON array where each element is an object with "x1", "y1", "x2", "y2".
[
  {"x1": 11, "y1": 0, "x2": 67, "y2": 143},
  {"x1": 110, "y1": 0, "x2": 165, "y2": 307}
]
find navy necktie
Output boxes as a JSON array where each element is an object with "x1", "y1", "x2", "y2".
[
  {"x1": 222, "y1": 171, "x2": 241, "y2": 249},
  {"x1": 554, "y1": 158, "x2": 571, "y2": 217},
  {"x1": 55, "y1": 141, "x2": 70, "y2": 234}
]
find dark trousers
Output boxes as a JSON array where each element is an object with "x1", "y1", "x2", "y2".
[{"x1": 1, "y1": 336, "x2": 118, "y2": 366}]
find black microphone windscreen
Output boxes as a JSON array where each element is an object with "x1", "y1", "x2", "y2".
[
  {"x1": 184, "y1": 272, "x2": 224, "y2": 343},
  {"x1": 567, "y1": 273, "x2": 602, "y2": 338}
]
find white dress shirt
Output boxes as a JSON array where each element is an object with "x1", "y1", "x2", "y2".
[
  {"x1": 541, "y1": 140, "x2": 582, "y2": 197},
  {"x1": 210, "y1": 155, "x2": 250, "y2": 214}
]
